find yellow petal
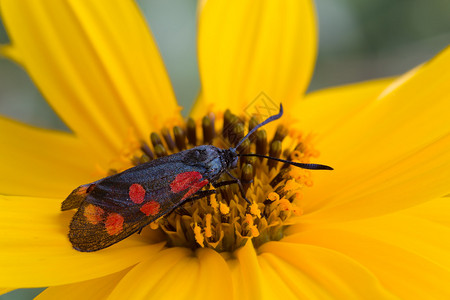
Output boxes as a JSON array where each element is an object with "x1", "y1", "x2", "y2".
[
  {"x1": 284, "y1": 212, "x2": 450, "y2": 299},
  {"x1": 0, "y1": 117, "x2": 98, "y2": 197},
  {"x1": 0, "y1": 288, "x2": 13, "y2": 296},
  {"x1": 0, "y1": 195, "x2": 165, "y2": 287},
  {"x1": 401, "y1": 197, "x2": 450, "y2": 227},
  {"x1": 188, "y1": 91, "x2": 205, "y2": 121},
  {"x1": 0, "y1": 44, "x2": 21, "y2": 64},
  {"x1": 110, "y1": 248, "x2": 233, "y2": 300},
  {"x1": 108, "y1": 247, "x2": 194, "y2": 299},
  {"x1": 304, "y1": 133, "x2": 450, "y2": 223},
  {"x1": 293, "y1": 78, "x2": 394, "y2": 141},
  {"x1": 232, "y1": 241, "x2": 265, "y2": 300},
  {"x1": 190, "y1": 248, "x2": 233, "y2": 300},
  {"x1": 35, "y1": 269, "x2": 129, "y2": 300},
  {"x1": 259, "y1": 253, "x2": 333, "y2": 299},
  {"x1": 302, "y1": 47, "x2": 450, "y2": 220},
  {"x1": 257, "y1": 255, "x2": 308, "y2": 300},
  {"x1": 1, "y1": 0, "x2": 180, "y2": 157},
  {"x1": 194, "y1": 0, "x2": 317, "y2": 116},
  {"x1": 260, "y1": 243, "x2": 397, "y2": 299}
]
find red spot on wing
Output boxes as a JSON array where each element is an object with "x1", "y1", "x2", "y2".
[
  {"x1": 170, "y1": 171, "x2": 203, "y2": 193},
  {"x1": 129, "y1": 183, "x2": 146, "y2": 204},
  {"x1": 181, "y1": 179, "x2": 209, "y2": 200},
  {"x1": 105, "y1": 213, "x2": 124, "y2": 235},
  {"x1": 140, "y1": 200, "x2": 161, "y2": 216},
  {"x1": 83, "y1": 204, "x2": 105, "y2": 225}
]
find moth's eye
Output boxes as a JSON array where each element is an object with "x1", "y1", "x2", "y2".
[
  {"x1": 195, "y1": 149, "x2": 207, "y2": 161},
  {"x1": 192, "y1": 150, "x2": 200, "y2": 159}
]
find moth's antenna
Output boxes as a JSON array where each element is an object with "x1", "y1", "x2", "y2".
[
  {"x1": 238, "y1": 153, "x2": 333, "y2": 170},
  {"x1": 234, "y1": 103, "x2": 333, "y2": 170},
  {"x1": 234, "y1": 103, "x2": 283, "y2": 150}
]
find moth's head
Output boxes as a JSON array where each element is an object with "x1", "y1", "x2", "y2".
[{"x1": 221, "y1": 148, "x2": 238, "y2": 170}]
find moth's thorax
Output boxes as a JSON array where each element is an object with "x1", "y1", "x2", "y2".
[{"x1": 180, "y1": 145, "x2": 225, "y2": 181}]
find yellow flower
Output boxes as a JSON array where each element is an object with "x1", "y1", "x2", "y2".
[{"x1": 1, "y1": 1, "x2": 450, "y2": 299}]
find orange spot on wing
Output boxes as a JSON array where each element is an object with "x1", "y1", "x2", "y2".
[
  {"x1": 140, "y1": 200, "x2": 161, "y2": 216},
  {"x1": 76, "y1": 186, "x2": 88, "y2": 195},
  {"x1": 129, "y1": 183, "x2": 146, "y2": 204},
  {"x1": 170, "y1": 171, "x2": 203, "y2": 193},
  {"x1": 83, "y1": 204, "x2": 104, "y2": 225},
  {"x1": 105, "y1": 213, "x2": 124, "y2": 235}
]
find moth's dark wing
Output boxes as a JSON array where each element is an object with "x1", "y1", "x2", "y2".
[
  {"x1": 68, "y1": 155, "x2": 210, "y2": 251},
  {"x1": 68, "y1": 201, "x2": 172, "y2": 252},
  {"x1": 62, "y1": 183, "x2": 97, "y2": 211},
  {"x1": 84, "y1": 156, "x2": 209, "y2": 216}
]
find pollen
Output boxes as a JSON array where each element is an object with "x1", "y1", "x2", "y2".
[
  {"x1": 267, "y1": 192, "x2": 280, "y2": 202},
  {"x1": 290, "y1": 150, "x2": 303, "y2": 160},
  {"x1": 249, "y1": 203, "x2": 261, "y2": 217},
  {"x1": 150, "y1": 221, "x2": 159, "y2": 230},
  {"x1": 219, "y1": 202, "x2": 230, "y2": 215},
  {"x1": 193, "y1": 223, "x2": 205, "y2": 247},
  {"x1": 204, "y1": 214, "x2": 213, "y2": 238},
  {"x1": 244, "y1": 214, "x2": 260, "y2": 237},
  {"x1": 109, "y1": 107, "x2": 322, "y2": 252},
  {"x1": 284, "y1": 179, "x2": 301, "y2": 191},
  {"x1": 210, "y1": 195, "x2": 219, "y2": 212},
  {"x1": 279, "y1": 198, "x2": 293, "y2": 211}
]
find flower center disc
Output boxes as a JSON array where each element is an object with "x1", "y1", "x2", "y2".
[{"x1": 108, "y1": 109, "x2": 320, "y2": 253}]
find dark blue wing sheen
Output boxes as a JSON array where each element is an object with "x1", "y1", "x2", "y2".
[
  {"x1": 86, "y1": 155, "x2": 208, "y2": 213},
  {"x1": 65, "y1": 151, "x2": 211, "y2": 252}
]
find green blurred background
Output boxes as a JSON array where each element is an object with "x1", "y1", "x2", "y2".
[{"x1": 0, "y1": 0, "x2": 449, "y2": 299}]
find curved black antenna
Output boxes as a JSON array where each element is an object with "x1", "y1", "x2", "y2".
[
  {"x1": 234, "y1": 103, "x2": 284, "y2": 149},
  {"x1": 238, "y1": 153, "x2": 333, "y2": 170}
]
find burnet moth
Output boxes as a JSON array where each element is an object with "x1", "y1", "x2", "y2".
[{"x1": 62, "y1": 104, "x2": 333, "y2": 252}]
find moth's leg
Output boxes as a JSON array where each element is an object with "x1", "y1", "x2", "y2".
[
  {"x1": 212, "y1": 180, "x2": 237, "y2": 188},
  {"x1": 174, "y1": 189, "x2": 218, "y2": 216},
  {"x1": 225, "y1": 170, "x2": 252, "y2": 204},
  {"x1": 138, "y1": 190, "x2": 219, "y2": 234},
  {"x1": 212, "y1": 178, "x2": 254, "y2": 188},
  {"x1": 184, "y1": 189, "x2": 217, "y2": 203},
  {"x1": 174, "y1": 207, "x2": 190, "y2": 216}
]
